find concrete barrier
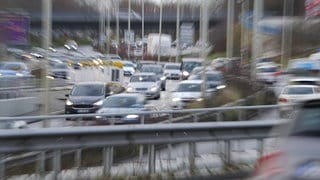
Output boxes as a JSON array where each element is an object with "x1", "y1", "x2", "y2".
[{"x1": 0, "y1": 97, "x2": 40, "y2": 116}]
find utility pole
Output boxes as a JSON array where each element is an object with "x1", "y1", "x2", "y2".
[
  {"x1": 99, "y1": 0, "x2": 105, "y2": 51},
  {"x1": 240, "y1": 0, "x2": 249, "y2": 63},
  {"x1": 175, "y1": 0, "x2": 180, "y2": 63},
  {"x1": 106, "y1": 4, "x2": 110, "y2": 54},
  {"x1": 141, "y1": 0, "x2": 145, "y2": 61},
  {"x1": 128, "y1": 0, "x2": 131, "y2": 59},
  {"x1": 41, "y1": 0, "x2": 51, "y2": 127},
  {"x1": 158, "y1": 0, "x2": 163, "y2": 64},
  {"x1": 281, "y1": 0, "x2": 294, "y2": 69},
  {"x1": 116, "y1": 0, "x2": 120, "y2": 46},
  {"x1": 251, "y1": 0, "x2": 264, "y2": 79},
  {"x1": 201, "y1": 1, "x2": 209, "y2": 98},
  {"x1": 226, "y1": 0, "x2": 235, "y2": 58}
]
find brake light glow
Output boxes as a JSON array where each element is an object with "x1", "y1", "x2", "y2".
[{"x1": 278, "y1": 98, "x2": 288, "y2": 103}]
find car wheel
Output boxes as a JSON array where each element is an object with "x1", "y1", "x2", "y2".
[{"x1": 154, "y1": 94, "x2": 161, "y2": 100}]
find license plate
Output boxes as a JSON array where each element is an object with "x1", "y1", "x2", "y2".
[
  {"x1": 294, "y1": 161, "x2": 320, "y2": 179},
  {"x1": 77, "y1": 109, "x2": 89, "y2": 113}
]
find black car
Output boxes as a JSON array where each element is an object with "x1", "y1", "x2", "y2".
[{"x1": 65, "y1": 82, "x2": 122, "y2": 119}]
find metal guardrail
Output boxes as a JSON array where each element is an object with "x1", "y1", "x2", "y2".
[{"x1": 0, "y1": 118, "x2": 289, "y2": 179}]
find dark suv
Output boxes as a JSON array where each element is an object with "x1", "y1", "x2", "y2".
[{"x1": 65, "y1": 82, "x2": 123, "y2": 119}]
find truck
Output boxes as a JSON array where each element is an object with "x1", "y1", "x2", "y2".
[{"x1": 147, "y1": 33, "x2": 172, "y2": 57}]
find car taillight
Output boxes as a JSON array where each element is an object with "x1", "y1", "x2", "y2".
[
  {"x1": 273, "y1": 71, "x2": 281, "y2": 76},
  {"x1": 278, "y1": 98, "x2": 288, "y2": 103},
  {"x1": 252, "y1": 151, "x2": 286, "y2": 178}
]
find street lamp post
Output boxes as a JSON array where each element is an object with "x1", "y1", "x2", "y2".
[
  {"x1": 158, "y1": 0, "x2": 163, "y2": 64},
  {"x1": 226, "y1": 0, "x2": 235, "y2": 58},
  {"x1": 128, "y1": 0, "x2": 131, "y2": 59},
  {"x1": 141, "y1": 0, "x2": 145, "y2": 61},
  {"x1": 175, "y1": 0, "x2": 180, "y2": 63}
]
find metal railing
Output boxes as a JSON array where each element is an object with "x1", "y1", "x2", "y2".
[{"x1": 0, "y1": 105, "x2": 291, "y2": 179}]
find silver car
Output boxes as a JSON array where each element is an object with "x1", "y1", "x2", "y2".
[
  {"x1": 126, "y1": 73, "x2": 161, "y2": 99},
  {"x1": 96, "y1": 93, "x2": 148, "y2": 124},
  {"x1": 163, "y1": 63, "x2": 181, "y2": 80}
]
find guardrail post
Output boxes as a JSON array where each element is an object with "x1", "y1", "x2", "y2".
[
  {"x1": 168, "y1": 113, "x2": 173, "y2": 123},
  {"x1": 237, "y1": 110, "x2": 243, "y2": 121},
  {"x1": 103, "y1": 147, "x2": 113, "y2": 176},
  {"x1": 188, "y1": 142, "x2": 196, "y2": 174},
  {"x1": 139, "y1": 115, "x2": 145, "y2": 161},
  {"x1": 257, "y1": 139, "x2": 264, "y2": 157},
  {"x1": 75, "y1": 149, "x2": 82, "y2": 175},
  {"x1": 0, "y1": 153, "x2": 5, "y2": 180},
  {"x1": 37, "y1": 151, "x2": 46, "y2": 178},
  {"x1": 216, "y1": 112, "x2": 222, "y2": 121},
  {"x1": 193, "y1": 114, "x2": 198, "y2": 122},
  {"x1": 148, "y1": 144, "x2": 155, "y2": 174},
  {"x1": 52, "y1": 150, "x2": 61, "y2": 180},
  {"x1": 224, "y1": 140, "x2": 231, "y2": 165}
]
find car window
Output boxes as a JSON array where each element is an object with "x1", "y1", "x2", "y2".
[
  {"x1": 2, "y1": 63, "x2": 25, "y2": 71},
  {"x1": 130, "y1": 75, "x2": 156, "y2": 82},
  {"x1": 189, "y1": 74, "x2": 222, "y2": 81},
  {"x1": 70, "y1": 84, "x2": 104, "y2": 96},
  {"x1": 182, "y1": 62, "x2": 202, "y2": 72},
  {"x1": 141, "y1": 66, "x2": 163, "y2": 74},
  {"x1": 176, "y1": 83, "x2": 201, "y2": 92},
  {"x1": 283, "y1": 87, "x2": 314, "y2": 95},
  {"x1": 291, "y1": 107, "x2": 320, "y2": 136},
  {"x1": 102, "y1": 96, "x2": 138, "y2": 108},
  {"x1": 165, "y1": 65, "x2": 179, "y2": 70},
  {"x1": 256, "y1": 67, "x2": 277, "y2": 73}
]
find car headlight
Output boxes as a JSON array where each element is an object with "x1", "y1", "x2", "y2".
[
  {"x1": 16, "y1": 73, "x2": 24, "y2": 77},
  {"x1": 172, "y1": 97, "x2": 181, "y2": 102},
  {"x1": 125, "y1": 114, "x2": 139, "y2": 119},
  {"x1": 66, "y1": 99, "x2": 73, "y2": 106},
  {"x1": 160, "y1": 76, "x2": 166, "y2": 80},
  {"x1": 127, "y1": 87, "x2": 134, "y2": 92},
  {"x1": 94, "y1": 100, "x2": 103, "y2": 106},
  {"x1": 196, "y1": 98, "x2": 203, "y2": 102},
  {"x1": 150, "y1": 86, "x2": 158, "y2": 92},
  {"x1": 182, "y1": 71, "x2": 189, "y2": 76},
  {"x1": 216, "y1": 85, "x2": 226, "y2": 90}
]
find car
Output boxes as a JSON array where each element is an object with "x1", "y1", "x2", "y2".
[
  {"x1": 0, "y1": 61, "x2": 32, "y2": 77},
  {"x1": 163, "y1": 63, "x2": 181, "y2": 80},
  {"x1": 65, "y1": 82, "x2": 117, "y2": 119},
  {"x1": 278, "y1": 85, "x2": 320, "y2": 118},
  {"x1": 139, "y1": 64, "x2": 166, "y2": 91},
  {"x1": 180, "y1": 58, "x2": 203, "y2": 80},
  {"x1": 48, "y1": 63, "x2": 72, "y2": 79},
  {"x1": 122, "y1": 60, "x2": 136, "y2": 76},
  {"x1": 255, "y1": 56, "x2": 274, "y2": 67},
  {"x1": 256, "y1": 64, "x2": 281, "y2": 84},
  {"x1": 189, "y1": 66, "x2": 214, "y2": 76},
  {"x1": 126, "y1": 73, "x2": 161, "y2": 100},
  {"x1": 95, "y1": 93, "x2": 149, "y2": 124},
  {"x1": 136, "y1": 60, "x2": 156, "y2": 71},
  {"x1": 188, "y1": 71, "x2": 226, "y2": 90},
  {"x1": 252, "y1": 99, "x2": 320, "y2": 180},
  {"x1": 171, "y1": 80, "x2": 214, "y2": 109},
  {"x1": 210, "y1": 57, "x2": 229, "y2": 71}
]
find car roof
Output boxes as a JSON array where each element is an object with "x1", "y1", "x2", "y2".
[
  {"x1": 256, "y1": 64, "x2": 278, "y2": 68},
  {"x1": 141, "y1": 64, "x2": 162, "y2": 67},
  {"x1": 179, "y1": 80, "x2": 203, "y2": 84},
  {"x1": 75, "y1": 82, "x2": 105, "y2": 86},
  {"x1": 289, "y1": 77, "x2": 320, "y2": 81},
  {"x1": 182, "y1": 58, "x2": 204, "y2": 62},
  {"x1": 283, "y1": 85, "x2": 318, "y2": 88},
  {"x1": 133, "y1": 72, "x2": 156, "y2": 76},
  {"x1": 164, "y1": 63, "x2": 180, "y2": 66},
  {"x1": 107, "y1": 93, "x2": 144, "y2": 98}
]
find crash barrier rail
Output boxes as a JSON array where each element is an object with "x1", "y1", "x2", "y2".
[
  {"x1": 0, "y1": 105, "x2": 294, "y2": 179},
  {"x1": 0, "y1": 120, "x2": 288, "y2": 179}
]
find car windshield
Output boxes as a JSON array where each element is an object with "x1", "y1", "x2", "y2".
[
  {"x1": 176, "y1": 83, "x2": 201, "y2": 92},
  {"x1": 189, "y1": 74, "x2": 222, "y2": 81},
  {"x1": 256, "y1": 67, "x2": 277, "y2": 73},
  {"x1": 0, "y1": 63, "x2": 25, "y2": 71},
  {"x1": 141, "y1": 66, "x2": 163, "y2": 74},
  {"x1": 70, "y1": 84, "x2": 104, "y2": 96},
  {"x1": 102, "y1": 96, "x2": 139, "y2": 108},
  {"x1": 283, "y1": 87, "x2": 314, "y2": 95},
  {"x1": 53, "y1": 64, "x2": 68, "y2": 69},
  {"x1": 183, "y1": 62, "x2": 202, "y2": 72},
  {"x1": 124, "y1": 63, "x2": 134, "y2": 68},
  {"x1": 257, "y1": 58, "x2": 272, "y2": 63},
  {"x1": 130, "y1": 75, "x2": 157, "y2": 82},
  {"x1": 290, "y1": 80, "x2": 319, "y2": 86},
  {"x1": 165, "y1": 65, "x2": 179, "y2": 70},
  {"x1": 291, "y1": 107, "x2": 320, "y2": 136}
]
